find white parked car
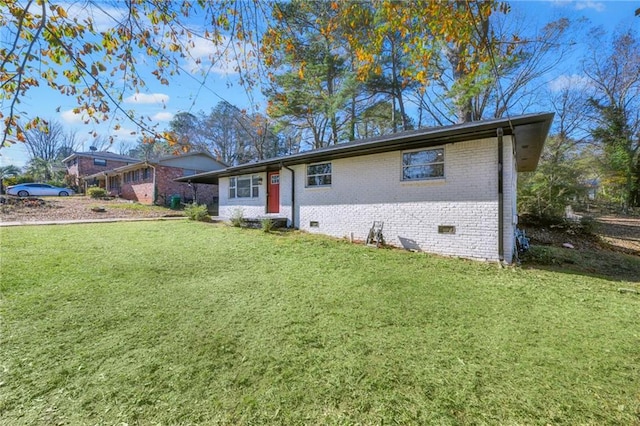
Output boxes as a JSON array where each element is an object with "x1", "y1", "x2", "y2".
[{"x1": 6, "y1": 183, "x2": 75, "y2": 197}]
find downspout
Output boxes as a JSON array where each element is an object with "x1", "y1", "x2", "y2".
[
  {"x1": 497, "y1": 127, "x2": 504, "y2": 262},
  {"x1": 148, "y1": 163, "x2": 157, "y2": 205},
  {"x1": 281, "y1": 162, "x2": 295, "y2": 228}
]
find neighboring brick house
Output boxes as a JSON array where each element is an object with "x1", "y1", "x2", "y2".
[
  {"x1": 177, "y1": 113, "x2": 553, "y2": 264},
  {"x1": 63, "y1": 151, "x2": 138, "y2": 191},
  {"x1": 85, "y1": 152, "x2": 225, "y2": 207}
]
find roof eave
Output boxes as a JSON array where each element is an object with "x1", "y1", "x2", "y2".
[
  {"x1": 177, "y1": 112, "x2": 554, "y2": 183},
  {"x1": 84, "y1": 171, "x2": 107, "y2": 179},
  {"x1": 111, "y1": 162, "x2": 155, "y2": 173},
  {"x1": 512, "y1": 113, "x2": 554, "y2": 172},
  {"x1": 61, "y1": 154, "x2": 76, "y2": 163}
]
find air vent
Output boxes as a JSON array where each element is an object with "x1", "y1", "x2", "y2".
[{"x1": 438, "y1": 225, "x2": 456, "y2": 234}]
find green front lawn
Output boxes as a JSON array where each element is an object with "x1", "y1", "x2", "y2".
[{"x1": 1, "y1": 222, "x2": 638, "y2": 424}]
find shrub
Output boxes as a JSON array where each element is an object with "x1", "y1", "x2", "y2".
[
  {"x1": 230, "y1": 208, "x2": 245, "y2": 227},
  {"x1": 184, "y1": 203, "x2": 209, "y2": 221},
  {"x1": 579, "y1": 216, "x2": 598, "y2": 235},
  {"x1": 261, "y1": 218, "x2": 275, "y2": 233},
  {"x1": 520, "y1": 246, "x2": 559, "y2": 266},
  {"x1": 519, "y1": 213, "x2": 597, "y2": 236},
  {"x1": 522, "y1": 245, "x2": 580, "y2": 266},
  {"x1": 87, "y1": 187, "x2": 108, "y2": 199}
]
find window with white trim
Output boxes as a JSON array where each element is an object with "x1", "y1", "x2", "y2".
[
  {"x1": 306, "y1": 162, "x2": 332, "y2": 187},
  {"x1": 402, "y1": 148, "x2": 444, "y2": 181},
  {"x1": 229, "y1": 175, "x2": 260, "y2": 198}
]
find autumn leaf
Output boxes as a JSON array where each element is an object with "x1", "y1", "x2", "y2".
[{"x1": 54, "y1": 5, "x2": 68, "y2": 19}]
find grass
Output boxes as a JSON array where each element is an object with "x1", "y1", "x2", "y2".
[
  {"x1": 1, "y1": 222, "x2": 639, "y2": 425},
  {"x1": 96, "y1": 202, "x2": 175, "y2": 212},
  {"x1": 522, "y1": 245, "x2": 640, "y2": 282}
]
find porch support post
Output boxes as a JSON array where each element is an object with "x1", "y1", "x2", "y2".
[{"x1": 281, "y1": 162, "x2": 295, "y2": 228}]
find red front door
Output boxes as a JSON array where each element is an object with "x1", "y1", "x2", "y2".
[{"x1": 267, "y1": 171, "x2": 280, "y2": 213}]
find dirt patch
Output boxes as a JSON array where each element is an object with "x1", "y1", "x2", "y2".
[
  {"x1": 0, "y1": 196, "x2": 183, "y2": 222},
  {"x1": 519, "y1": 214, "x2": 640, "y2": 282},
  {"x1": 595, "y1": 215, "x2": 640, "y2": 255},
  {"x1": 521, "y1": 214, "x2": 640, "y2": 257}
]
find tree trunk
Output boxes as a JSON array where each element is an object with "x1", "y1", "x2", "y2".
[
  {"x1": 389, "y1": 36, "x2": 408, "y2": 130},
  {"x1": 631, "y1": 161, "x2": 640, "y2": 207},
  {"x1": 444, "y1": 42, "x2": 472, "y2": 123},
  {"x1": 349, "y1": 90, "x2": 356, "y2": 141}
]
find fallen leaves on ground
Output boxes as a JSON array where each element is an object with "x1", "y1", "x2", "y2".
[{"x1": 0, "y1": 196, "x2": 182, "y2": 222}]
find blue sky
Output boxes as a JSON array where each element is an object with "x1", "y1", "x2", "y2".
[{"x1": 1, "y1": 0, "x2": 638, "y2": 168}]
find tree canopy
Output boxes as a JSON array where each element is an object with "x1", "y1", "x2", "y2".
[
  {"x1": 584, "y1": 29, "x2": 640, "y2": 208},
  {"x1": 4, "y1": 0, "x2": 639, "y2": 210},
  {"x1": 2, "y1": 0, "x2": 508, "y2": 150}
]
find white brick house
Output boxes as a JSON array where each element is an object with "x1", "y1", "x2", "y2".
[{"x1": 178, "y1": 113, "x2": 553, "y2": 263}]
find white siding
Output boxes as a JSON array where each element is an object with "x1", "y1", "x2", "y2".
[
  {"x1": 159, "y1": 154, "x2": 225, "y2": 171},
  {"x1": 219, "y1": 173, "x2": 266, "y2": 219},
  {"x1": 278, "y1": 168, "x2": 293, "y2": 223},
  {"x1": 219, "y1": 172, "x2": 290, "y2": 220},
  {"x1": 219, "y1": 136, "x2": 517, "y2": 263}
]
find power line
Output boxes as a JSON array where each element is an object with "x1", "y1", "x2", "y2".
[{"x1": 466, "y1": 0, "x2": 514, "y2": 133}]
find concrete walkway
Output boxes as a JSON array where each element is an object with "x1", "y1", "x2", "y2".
[{"x1": 0, "y1": 216, "x2": 189, "y2": 227}]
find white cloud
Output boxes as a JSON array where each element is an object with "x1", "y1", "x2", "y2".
[
  {"x1": 184, "y1": 35, "x2": 254, "y2": 76},
  {"x1": 152, "y1": 112, "x2": 174, "y2": 122},
  {"x1": 124, "y1": 93, "x2": 170, "y2": 105},
  {"x1": 61, "y1": 109, "x2": 84, "y2": 124},
  {"x1": 59, "y1": 2, "x2": 128, "y2": 32},
  {"x1": 550, "y1": 0, "x2": 573, "y2": 8},
  {"x1": 189, "y1": 36, "x2": 224, "y2": 59},
  {"x1": 59, "y1": 109, "x2": 140, "y2": 142},
  {"x1": 574, "y1": 1, "x2": 605, "y2": 12},
  {"x1": 112, "y1": 126, "x2": 138, "y2": 140},
  {"x1": 550, "y1": 0, "x2": 605, "y2": 12},
  {"x1": 0, "y1": 143, "x2": 29, "y2": 168},
  {"x1": 549, "y1": 74, "x2": 592, "y2": 92},
  {"x1": 60, "y1": 109, "x2": 105, "y2": 124}
]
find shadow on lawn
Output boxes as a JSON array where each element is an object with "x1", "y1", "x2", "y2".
[
  {"x1": 226, "y1": 218, "x2": 640, "y2": 283},
  {"x1": 519, "y1": 214, "x2": 640, "y2": 283},
  {"x1": 520, "y1": 245, "x2": 640, "y2": 283}
]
